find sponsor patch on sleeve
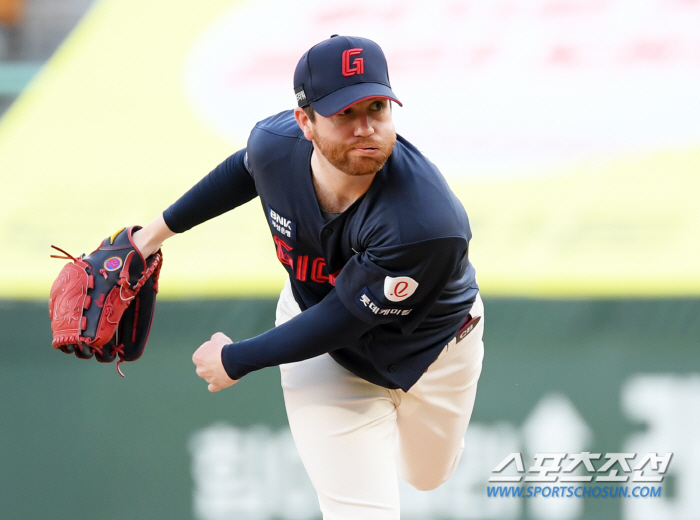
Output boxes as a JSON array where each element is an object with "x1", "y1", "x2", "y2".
[
  {"x1": 384, "y1": 276, "x2": 419, "y2": 302},
  {"x1": 267, "y1": 205, "x2": 297, "y2": 241},
  {"x1": 356, "y1": 288, "x2": 413, "y2": 318}
]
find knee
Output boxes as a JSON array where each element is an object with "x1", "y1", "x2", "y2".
[
  {"x1": 400, "y1": 443, "x2": 464, "y2": 491},
  {"x1": 403, "y1": 472, "x2": 449, "y2": 492}
]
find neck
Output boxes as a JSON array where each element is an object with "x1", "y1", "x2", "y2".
[{"x1": 310, "y1": 148, "x2": 375, "y2": 214}]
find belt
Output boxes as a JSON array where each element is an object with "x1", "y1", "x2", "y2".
[{"x1": 455, "y1": 314, "x2": 481, "y2": 344}]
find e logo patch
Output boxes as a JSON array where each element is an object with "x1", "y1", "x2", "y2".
[{"x1": 384, "y1": 276, "x2": 418, "y2": 302}]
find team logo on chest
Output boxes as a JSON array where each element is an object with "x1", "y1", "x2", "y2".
[
  {"x1": 267, "y1": 205, "x2": 297, "y2": 241},
  {"x1": 384, "y1": 276, "x2": 419, "y2": 302}
]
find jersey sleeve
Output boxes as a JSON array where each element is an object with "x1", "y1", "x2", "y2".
[
  {"x1": 334, "y1": 236, "x2": 469, "y2": 335},
  {"x1": 220, "y1": 236, "x2": 470, "y2": 381},
  {"x1": 221, "y1": 289, "x2": 374, "y2": 380},
  {"x1": 163, "y1": 148, "x2": 258, "y2": 233}
]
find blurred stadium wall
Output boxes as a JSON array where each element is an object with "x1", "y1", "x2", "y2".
[{"x1": 1, "y1": 1, "x2": 699, "y2": 519}]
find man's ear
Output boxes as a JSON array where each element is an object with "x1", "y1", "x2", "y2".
[{"x1": 294, "y1": 107, "x2": 314, "y2": 141}]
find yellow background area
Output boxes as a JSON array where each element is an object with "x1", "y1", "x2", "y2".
[
  {"x1": 457, "y1": 147, "x2": 700, "y2": 297},
  {"x1": 1, "y1": 0, "x2": 698, "y2": 299}
]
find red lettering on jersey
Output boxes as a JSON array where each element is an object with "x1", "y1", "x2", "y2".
[
  {"x1": 272, "y1": 238, "x2": 338, "y2": 286},
  {"x1": 309, "y1": 259, "x2": 340, "y2": 287},
  {"x1": 328, "y1": 269, "x2": 341, "y2": 287},
  {"x1": 273, "y1": 236, "x2": 294, "y2": 268},
  {"x1": 342, "y1": 48, "x2": 364, "y2": 77},
  {"x1": 311, "y1": 257, "x2": 328, "y2": 284},
  {"x1": 296, "y1": 255, "x2": 309, "y2": 282}
]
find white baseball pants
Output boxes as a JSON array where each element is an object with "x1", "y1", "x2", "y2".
[{"x1": 277, "y1": 280, "x2": 484, "y2": 520}]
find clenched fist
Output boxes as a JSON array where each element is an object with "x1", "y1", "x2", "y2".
[{"x1": 192, "y1": 332, "x2": 238, "y2": 392}]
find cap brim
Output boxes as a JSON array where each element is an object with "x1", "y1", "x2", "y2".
[{"x1": 310, "y1": 83, "x2": 402, "y2": 117}]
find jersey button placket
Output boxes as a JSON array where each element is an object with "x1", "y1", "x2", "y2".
[
  {"x1": 388, "y1": 365, "x2": 396, "y2": 373},
  {"x1": 322, "y1": 228, "x2": 333, "y2": 237}
]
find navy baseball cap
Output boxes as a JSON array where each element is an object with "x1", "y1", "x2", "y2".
[{"x1": 294, "y1": 35, "x2": 402, "y2": 118}]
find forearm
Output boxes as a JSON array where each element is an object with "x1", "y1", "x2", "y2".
[
  {"x1": 221, "y1": 290, "x2": 374, "y2": 380},
  {"x1": 132, "y1": 214, "x2": 176, "y2": 258}
]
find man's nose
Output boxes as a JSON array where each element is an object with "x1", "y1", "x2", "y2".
[{"x1": 354, "y1": 115, "x2": 375, "y2": 137}]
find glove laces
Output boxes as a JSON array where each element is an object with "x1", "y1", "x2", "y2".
[{"x1": 50, "y1": 245, "x2": 78, "y2": 261}]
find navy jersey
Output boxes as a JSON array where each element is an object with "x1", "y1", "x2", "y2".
[{"x1": 164, "y1": 110, "x2": 479, "y2": 390}]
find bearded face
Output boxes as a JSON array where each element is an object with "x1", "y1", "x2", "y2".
[{"x1": 311, "y1": 123, "x2": 397, "y2": 177}]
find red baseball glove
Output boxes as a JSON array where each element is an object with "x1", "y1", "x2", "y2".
[{"x1": 48, "y1": 226, "x2": 163, "y2": 376}]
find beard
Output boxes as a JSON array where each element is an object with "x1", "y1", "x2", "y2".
[{"x1": 312, "y1": 130, "x2": 397, "y2": 177}]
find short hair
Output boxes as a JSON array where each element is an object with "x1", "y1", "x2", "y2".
[{"x1": 303, "y1": 105, "x2": 316, "y2": 123}]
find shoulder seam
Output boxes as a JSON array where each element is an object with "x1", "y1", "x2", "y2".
[
  {"x1": 367, "y1": 235, "x2": 468, "y2": 251},
  {"x1": 375, "y1": 171, "x2": 403, "y2": 244},
  {"x1": 253, "y1": 125, "x2": 305, "y2": 141}
]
